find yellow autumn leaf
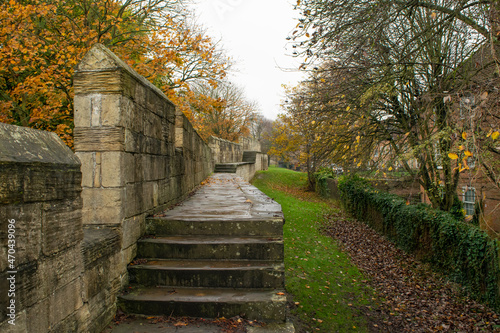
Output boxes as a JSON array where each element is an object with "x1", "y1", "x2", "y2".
[
  {"x1": 388, "y1": 167, "x2": 393, "y2": 171},
  {"x1": 492, "y1": 131, "x2": 500, "y2": 140},
  {"x1": 458, "y1": 145, "x2": 465, "y2": 151},
  {"x1": 356, "y1": 135, "x2": 360, "y2": 143},
  {"x1": 357, "y1": 162, "x2": 362, "y2": 167},
  {"x1": 464, "y1": 151, "x2": 473, "y2": 157},
  {"x1": 311, "y1": 120, "x2": 316, "y2": 125},
  {"x1": 462, "y1": 132, "x2": 467, "y2": 140},
  {"x1": 448, "y1": 153, "x2": 459, "y2": 160},
  {"x1": 346, "y1": 106, "x2": 351, "y2": 111}
]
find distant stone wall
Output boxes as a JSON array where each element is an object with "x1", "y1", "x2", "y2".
[
  {"x1": 239, "y1": 137, "x2": 261, "y2": 152},
  {"x1": 208, "y1": 136, "x2": 243, "y2": 164}
]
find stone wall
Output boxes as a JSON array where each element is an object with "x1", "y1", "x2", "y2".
[
  {"x1": 208, "y1": 136, "x2": 243, "y2": 164},
  {"x1": 239, "y1": 137, "x2": 261, "y2": 152},
  {"x1": 0, "y1": 44, "x2": 215, "y2": 333},
  {"x1": 72, "y1": 44, "x2": 214, "y2": 332},
  {"x1": 0, "y1": 124, "x2": 85, "y2": 332}
]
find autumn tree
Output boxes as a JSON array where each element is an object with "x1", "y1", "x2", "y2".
[
  {"x1": 250, "y1": 114, "x2": 274, "y2": 154},
  {"x1": 286, "y1": 0, "x2": 497, "y2": 211},
  {"x1": 188, "y1": 80, "x2": 258, "y2": 141},
  {"x1": 0, "y1": 0, "x2": 229, "y2": 147}
]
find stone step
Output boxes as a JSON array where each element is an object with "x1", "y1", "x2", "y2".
[
  {"x1": 214, "y1": 164, "x2": 237, "y2": 173},
  {"x1": 146, "y1": 218, "x2": 284, "y2": 237},
  {"x1": 118, "y1": 286, "x2": 287, "y2": 322},
  {"x1": 128, "y1": 259, "x2": 285, "y2": 288},
  {"x1": 137, "y1": 236, "x2": 284, "y2": 260},
  {"x1": 242, "y1": 151, "x2": 257, "y2": 163}
]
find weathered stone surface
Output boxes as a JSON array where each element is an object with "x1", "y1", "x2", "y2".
[
  {"x1": 121, "y1": 215, "x2": 145, "y2": 250},
  {"x1": 0, "y1": 309, "x2": 27, "y2": 333},
  {"x1": 26, "y1": 298, "x2": 50, "y2": 333},
  {"x1": 48, "y1": 278, "x2": 83, "y2": 328},
  {"x1": 0, "y1": 123, "x2": 80, "y2": 166},
  {"x1": 74, "y1": 127, "x2": 125, "y2": 152},
  {"x1": 0, "y1": 203, "x2": 42, "y2": 270},
  {"x1": 81, "y1": 188, "x2": 125, "y2": 225},
  {"x1": 101, "y1": 152, "x2": 133, "y2": 188},
  {"x1": 82, "y1": 228, "x2": 121, "y2": 270},
  {"x1": 41, "y1": 200, "x2": 83, "y2": 255}
]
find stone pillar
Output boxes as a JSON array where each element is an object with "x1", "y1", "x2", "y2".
[{"x1": 73, "y1": 43, "x2": 176, "y2": 229}]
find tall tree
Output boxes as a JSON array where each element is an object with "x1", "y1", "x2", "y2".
[{"x1": 287, "y1": 0, "x2": 492, "y2": 211}]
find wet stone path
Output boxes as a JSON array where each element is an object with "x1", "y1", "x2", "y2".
[{"x1": 105, "y1": 173, "x2": 294, "y2": 333}]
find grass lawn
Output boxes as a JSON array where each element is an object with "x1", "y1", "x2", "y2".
[{"x1": 252, "y1": 166, "x2": 378, "y2": 332}]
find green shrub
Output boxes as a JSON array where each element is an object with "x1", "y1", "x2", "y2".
[
  {"x1": 314, "y1": 168, "x2": 336, "y2": 198},
  {"x1": 338, "y1": 176, "x2": 500, "y2": 311}
]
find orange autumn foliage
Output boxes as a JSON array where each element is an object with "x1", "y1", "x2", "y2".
[{"x1": 0, "y1": 0, "x2": 228, "y2": 148}]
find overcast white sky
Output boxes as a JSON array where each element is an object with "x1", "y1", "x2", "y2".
[{"x1": 190, "y1": 0, "x2": 306, "y2": 120}]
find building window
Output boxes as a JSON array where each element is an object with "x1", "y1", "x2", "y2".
[{"x1": 462, "y1": 187, "x2": 476, "y2": 216}]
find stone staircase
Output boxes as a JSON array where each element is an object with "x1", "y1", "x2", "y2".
[
  {"x1": 118, "y1": 174, "x2": 287, "y2": 322},
  {"x1": 214, "y1": 163, "x2": 238, "y2": 173}
]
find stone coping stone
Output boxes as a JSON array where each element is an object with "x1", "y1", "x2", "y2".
[{"x1": 0, "y1": 123, "x2": 80, "y2": 165}]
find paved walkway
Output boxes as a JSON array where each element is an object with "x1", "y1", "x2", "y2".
[
  {"x1": 158, "y1": 173, "x2": 283, "y2": 222},
  {"x1": 104, "y1": 174, "x2": 294, "y2": 333}
]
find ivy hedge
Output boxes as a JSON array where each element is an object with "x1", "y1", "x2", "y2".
[{"x1": 337, "y1": 175, "x2": 500, "y2": 311}]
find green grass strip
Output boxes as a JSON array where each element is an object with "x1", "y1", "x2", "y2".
[{"x1": 252, "y1": 166, "x2": 377, "y2": 332}]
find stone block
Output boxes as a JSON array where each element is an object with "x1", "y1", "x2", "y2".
[
  {"x1": 0, "y1": 203, "x2": 42, "y2": 270},
  {"x1": 82, "y1": 228, "x2": 121, "y2": 271},
  {"x1": 23, "y1": 165, "x2": 82, "y2": 203},
  {"x1": 73, "y1": 70, "x2": 123, "y2": 95},
  {"x1": 135, "y1": 83, "x2": 146, "y2": 107},
  {"x1": 48, "y1": 278, "x2": 83, "y2": 329},
  {"x1": 38, "y1": 245, "x2": 84, "y2": 301},
  {"x1": 41, "y1": 199, "x2": 83, "y2": 256},
  {"x1": 125, "y1": 183, "x2": 143, "y2": 218},
  {"x1": 26, "y1": 298, "x2": 50, "y2": 333},
  {"x1": 85, "y1": 289, "x2": 116, "y2": 333},
  {"x1": 122, "y1": 215, "x2": 145, "y2": 250},
  {"x1": 84, "y1": 259, "x2": 111, "y2": 300},
  {"x1": 74, "y1": 127, "x2": 125, "y2": 152},
  {"x1": 75, "y1": 152, "x2": 94, "y2": 188},
  {"x1": 101, "y1": 94, "x2": 122, "y2": 127},
  {"x1": 101, "y1": 152, "x2": 134, "y2": 187},
  {"x1": 120, "y1": 243, "x2": 137, "y2": 269},
  {"x1": 142, "y1": 181, "x2": 156, "y2": 212},
  {"x1": 81, "y1": 188, "x2": 125, "y2": 225},
  {"x1": 124, "y1": 129, "x2": 143, "y2": 154},
  {"x1": 74, "y1": 95, "x2": 92, "y2": 128},
  {"x1": 0, "y1": 260, "x2": 39, "y2": 312},
  {"x1": 143, "y1": 136, "x2": 162, "y2": 155}
]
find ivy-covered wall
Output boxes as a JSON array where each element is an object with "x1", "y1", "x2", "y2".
[{"x1": 337, "y1": 176, "x2": 500, "y2": 311}]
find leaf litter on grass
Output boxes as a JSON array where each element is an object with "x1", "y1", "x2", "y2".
[
  {"x1": 254, "y1": 167, "x2": 500, "y2": 332},
  {"x1": 323, "y1": 209, "x2": 500, "y2": 332}
]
